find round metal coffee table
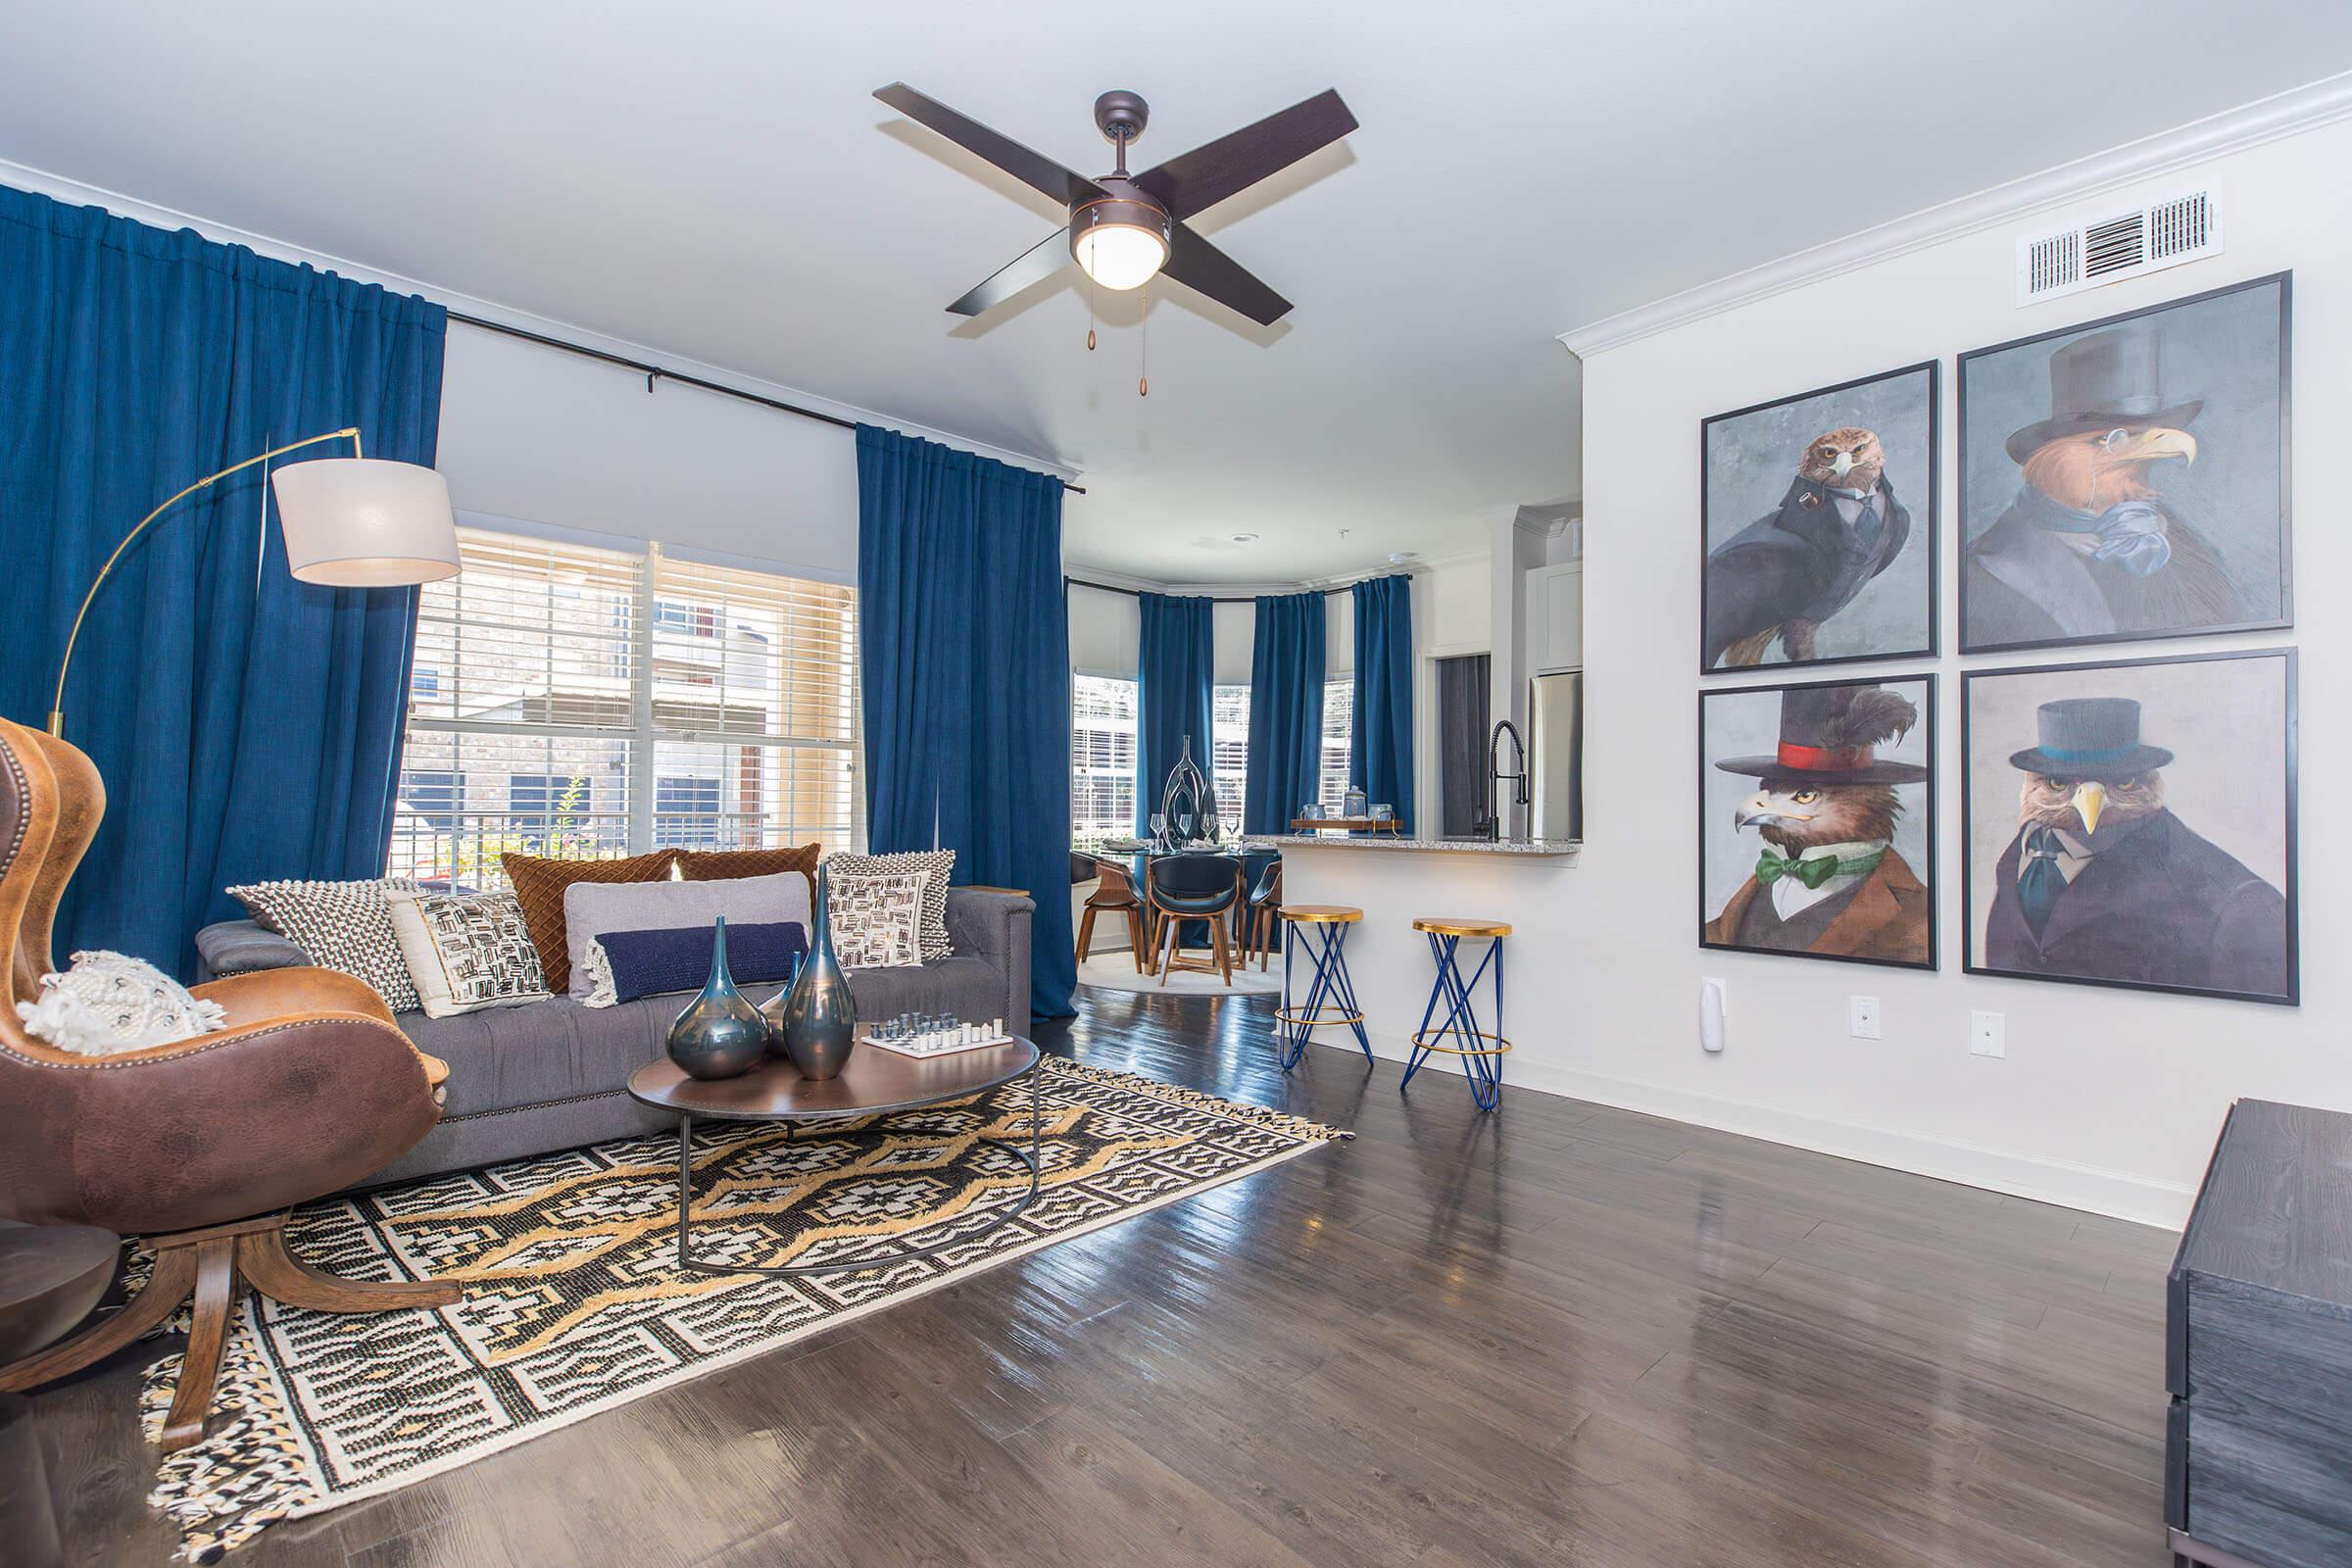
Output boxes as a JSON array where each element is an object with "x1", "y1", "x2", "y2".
[{"x1": 626, "y1": 1038, "x2": 1043, "y2": 1279}]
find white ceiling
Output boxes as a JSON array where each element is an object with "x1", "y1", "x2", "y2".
[{"x1": 6, "y1": 3, "x2": 2351, "y2": 583}]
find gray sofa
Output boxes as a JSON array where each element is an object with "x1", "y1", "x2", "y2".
[{"x1": 195, "y1": 887, "x2": 1034, "y2": 1187}]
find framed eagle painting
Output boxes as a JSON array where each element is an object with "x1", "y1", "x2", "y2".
[
  {"x1": 1700, "y1": 361, "x2": 1937, "y2": 674},
  {"x1": 1962, "y1": 649, "x2": 2297, "y2": 1006},
  {"x1": 1958, "y1": 272, "x2": 2291, "y2": 655},
  {"x1": 1698, "y1": 673, "x2": 1936, "y2": 971}
]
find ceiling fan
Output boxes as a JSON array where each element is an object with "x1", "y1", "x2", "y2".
[{"x1": 873, "y1": 82, "x2": 1357, "y2": 326}]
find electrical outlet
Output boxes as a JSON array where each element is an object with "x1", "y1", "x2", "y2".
[
  {"x1": 1971, "y1": 1010, "x2": 2006, "y2": 1058},
  {"x1": 1848, "y1": 996, "x2": 1882, "y2": 1040}
]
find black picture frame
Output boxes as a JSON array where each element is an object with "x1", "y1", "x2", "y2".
[
  {"x1": 1699, "y1": 359, "x2": 1940, "y2": 676},
  {"x1": 1697, "y1": 670, "x2": 1938, "y2": 972},
  {"x1": 1956, "y1": 271, "x2": 2292, "y2": 656},
  {"x1": 1959, "y1": 647, "x2": 2298, "y2": 1006}
]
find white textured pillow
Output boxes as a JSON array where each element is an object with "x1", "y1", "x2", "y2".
[
  {"x1": 827, "y1": 868, "x2": 928, "y2": 969},
  {"x1": 386, "y1": 890, "x2": 550, "y2": 1018},
  {"x1": 563, "y1": 871, "x2": 811, "y2": 1000},
  {"x1": 824, "y1": 850, "x2": 954, "y2": 959},
  {"x1": 226, "y1": 877, "x2": 420, "y2": 1013},
  {"x1": 16, "y1": 950, "x2": 227, "y2": 1056}
]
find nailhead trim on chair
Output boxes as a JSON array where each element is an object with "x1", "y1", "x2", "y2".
[{"x1": 0, "y1": 741, "x2": 27, "y2": 874}]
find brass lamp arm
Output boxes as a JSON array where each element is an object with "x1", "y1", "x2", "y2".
[{"x1": 48, "y1": 427, "x2": 364, "y2": 738}]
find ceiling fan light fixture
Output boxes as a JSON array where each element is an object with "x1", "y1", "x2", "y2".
[{"x1": 1069, "y1": 189, "x2": 1171, "y2": 291}]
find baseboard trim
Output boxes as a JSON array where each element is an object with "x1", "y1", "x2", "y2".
[
  {"x1": 1338, "y1": 1028, "x2": 2192, "y2": 1229},
  {"x1": 1556, "y1": 71, "x2": 2352, "y2": 359}
]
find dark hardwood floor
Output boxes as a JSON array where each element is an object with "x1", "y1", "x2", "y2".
[{"x1": 35, "y1": 989, "x2": 2177, "y2": 1567}]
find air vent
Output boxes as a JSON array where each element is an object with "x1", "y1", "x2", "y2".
[{"x1": 2016, "y1": 186, "x2": 2222, "y2": 306}]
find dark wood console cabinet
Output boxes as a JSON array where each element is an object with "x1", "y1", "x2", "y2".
[{"x1": 2167, "y1": 1100, "x2": 2352, "y2": 1568}]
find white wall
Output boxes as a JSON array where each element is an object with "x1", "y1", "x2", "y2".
[{"x1": 1563, "y1": 122, "x2": 2351, "y2": 1225}]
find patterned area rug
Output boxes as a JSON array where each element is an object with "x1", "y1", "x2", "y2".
[{"x1": 131, "y1": 1056, "x2": 1347, "y2": 1560}]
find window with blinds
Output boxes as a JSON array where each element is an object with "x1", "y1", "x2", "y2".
[
  {"x1": 1211, "y1": 683, "x2": 1250, "y2": 836},
  {"x1": 1318, "y1": 677, "x2": 1354, "y2": 811},
  {"x1": 391, "y1": 528, "x2": 860, "y2": 888},
  {"x1": 1070, "y1": 674, "x2": 1138, "y2": 850}
]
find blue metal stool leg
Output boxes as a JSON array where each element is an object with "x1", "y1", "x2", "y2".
[
  {"x1": 1276, "y1": 918, "x2": 1369, "y2": 1071},
  {"x1": 1319, "y1": 923, "x2": 1373, "y2": 1061},
  {"x1": 1404, "y1": 929, "x2": 1507, "y2": 1111}
]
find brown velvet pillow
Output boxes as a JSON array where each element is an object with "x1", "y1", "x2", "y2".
[
  {"x1": 675, "y1": 845, "x2": 821, "y2": 910},
  {"x1": 500, "y1": 850, "x2": 678, "y2": 994}
]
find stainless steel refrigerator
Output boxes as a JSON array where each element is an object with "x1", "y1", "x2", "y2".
[{"x1": 1528, "y1": 670, "x2": 1583, "y2": 841}]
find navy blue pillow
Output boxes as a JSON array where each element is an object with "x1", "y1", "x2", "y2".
[{"x1": 595, "y1": 921, "x2": 808, "y2": 1004}]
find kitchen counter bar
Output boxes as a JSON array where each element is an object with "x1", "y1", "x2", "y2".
[{"x1": 1243, "y1": 834, "x2": 1580, "y2": 859}]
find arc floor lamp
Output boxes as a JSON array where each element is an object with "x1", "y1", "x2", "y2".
[{"x1": 46, "y1": 427, "x2": 461, "y2": 738}]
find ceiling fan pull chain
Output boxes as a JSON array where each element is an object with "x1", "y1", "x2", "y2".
[
  {"x1": 1139, "y1": 281, "x2": 1150, "y2": 398},
  {"x1": 1087, "y1": 281, "x2": 1096, "y2": 352}
]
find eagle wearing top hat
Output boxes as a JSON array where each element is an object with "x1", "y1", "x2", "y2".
[
  {"x1": 1983, "y1": 696, "x2": 2285, "y2": 997},
  {"x1": 1964, "y1": 326, "x2": 2248, "y2": 648},
  {"x1": 1705, "y1": 683, "x2": 1930, "y2": 962}
]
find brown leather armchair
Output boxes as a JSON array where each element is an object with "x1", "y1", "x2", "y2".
[{"x1": 0, "y1": 717, "x2": 458, "y2": 1450}]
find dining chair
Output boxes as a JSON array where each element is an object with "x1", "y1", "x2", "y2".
[
  {"x1": 1146, "y1": 855, "x2": 1243, "y2": 986},
  {"x1": 1075, "y1": 855, "x2": 1148, "y2": 973},
  {"x1": 1244, "y1": 858, "x2": 1284, "y2": 970}
]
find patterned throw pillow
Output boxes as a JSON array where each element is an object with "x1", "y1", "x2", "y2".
[
  {"x1": 822, "y1": 849, "x2": 954, "y2": 960},
  {"x1": 226, "y1": 878, "x2": 420, "y2": 1013},
  {"x1": 826, "y1": 868, "x2": 929, "y2": 969},
  {"x1": 385, "y1": 891, "x2": 550, "y2": 1018},
  {"x1": 499, "y1": 850, "x2": 678, "y2": 994},
  {"x1": 15, "y1": 950, "x2": 228, "y2": 1056}
]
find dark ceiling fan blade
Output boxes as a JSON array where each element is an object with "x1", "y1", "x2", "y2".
[
  {"x1": 1158, "y1": 222, "x2": 1292, "y2": 325},
  {"x1": 874, "y1": 82, "x2": 1105, "y2": 209},
  {"x1": 948, "y1": 228, "x2": 1072, "y2": 317},
  {"x1": 1131, "y1": 89, "x2": 1357, "y2": 220}
]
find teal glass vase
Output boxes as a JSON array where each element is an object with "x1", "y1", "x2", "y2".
[
  {"x1": 664, "y1": 916, "x2": 767, "y2": 1080},
  {"x1": 766, "y1": 861, "x2": 858, "y2": 1079}
]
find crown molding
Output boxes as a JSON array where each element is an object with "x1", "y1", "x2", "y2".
[
  {"x1": 1557, "y1": 71, "x2": 2352, "y2": 359},
  {"x1": 0, "y1": 155, "x2": 1084, "y2": 484}
]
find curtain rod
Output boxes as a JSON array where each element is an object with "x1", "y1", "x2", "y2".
[
  {"x1": 445, "y1": 311, "x2": 1086, "y2": 496},
  {"x1": 1064, "y1": 575, "x2": 1350, "y2": 605}
]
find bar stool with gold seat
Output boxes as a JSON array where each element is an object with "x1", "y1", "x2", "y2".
[
  {"x1": 1275, "y1": 905, "x2": 1373, "y2": 1070},
  {"x1": 1404, "y1": 917, "x2": 1511, "y2": 1111}
]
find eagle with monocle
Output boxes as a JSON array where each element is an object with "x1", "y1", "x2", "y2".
[
  {"x1": 1705, "y1": 683, "x2": 1930, "y2": 962},
  {"x1": 1964, "y1": 326, "x2": 2249, "y2": 647}
]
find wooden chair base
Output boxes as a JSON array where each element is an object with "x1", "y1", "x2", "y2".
[
  {"x1": 0, "y1": 1211, "x2": 459, "y2": 1452},
  {"x1": 1075, "y1": 901, "x2": 1148, "y2": 974},
  {"x1": 1155, "y1": 908, "x2": 1239, "y2": 987}
]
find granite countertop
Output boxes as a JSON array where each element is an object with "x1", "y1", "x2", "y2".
[{"x1": 1240, "y1": 834, "x2": 1580, "y2": 858}]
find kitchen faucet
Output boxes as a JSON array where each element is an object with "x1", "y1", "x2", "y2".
[{"x1": 1479, "y1": 718, "x2": 1529, "y2": 841}]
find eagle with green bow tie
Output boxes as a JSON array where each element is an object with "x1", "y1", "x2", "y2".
[{"x1": 1704, "y1": 682, "x2": 1932, "y2": 963}]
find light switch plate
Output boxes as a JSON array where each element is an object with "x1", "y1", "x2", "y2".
[
  {"x1": 1970, "y1": 1010, "x2": 2006, "y2": 1058},
  {"x1": 1849, "y1": 996, "x2": 1882, "y2": 1040}
]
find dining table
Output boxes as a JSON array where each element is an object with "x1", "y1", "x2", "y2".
[{"x1": 1083, "y1": 842, "x2": 1279, "y2": 961}]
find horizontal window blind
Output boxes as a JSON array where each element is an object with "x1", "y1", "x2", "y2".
[
  {"x1": 392, "y1": 528, "x2": 861, "y2": 888},
  {"x1": 1318, "y1": 677, "x2": 1353, "y2": 811},
  {"x1": 646, "y1": 548, "x2": 859, "y2": 855},
  {"x1": 1070, "y1": 674, "x2": 1138, "y2": 850}
]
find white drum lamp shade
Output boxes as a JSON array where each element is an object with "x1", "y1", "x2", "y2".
[{"x1": 270, "y1": 458, "x2": 460, "y2": 587}]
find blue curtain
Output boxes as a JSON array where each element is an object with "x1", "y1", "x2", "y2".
[
  {"x1": 856, "y1": 424, "x2": 1075, "y2": 1017},
  {"x1": 1244, "y1": 591, "x2": 1324, "y2": 834},
  {"x1": 1134, "y1": 592, "x2": 1213, "y2": 835},
  {"x1": 1350, "y1": 574, "x2": 1415, "y2": 834},
  {"x1": 0, "y1": 185, "x2": 445, "y2": 978}
]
